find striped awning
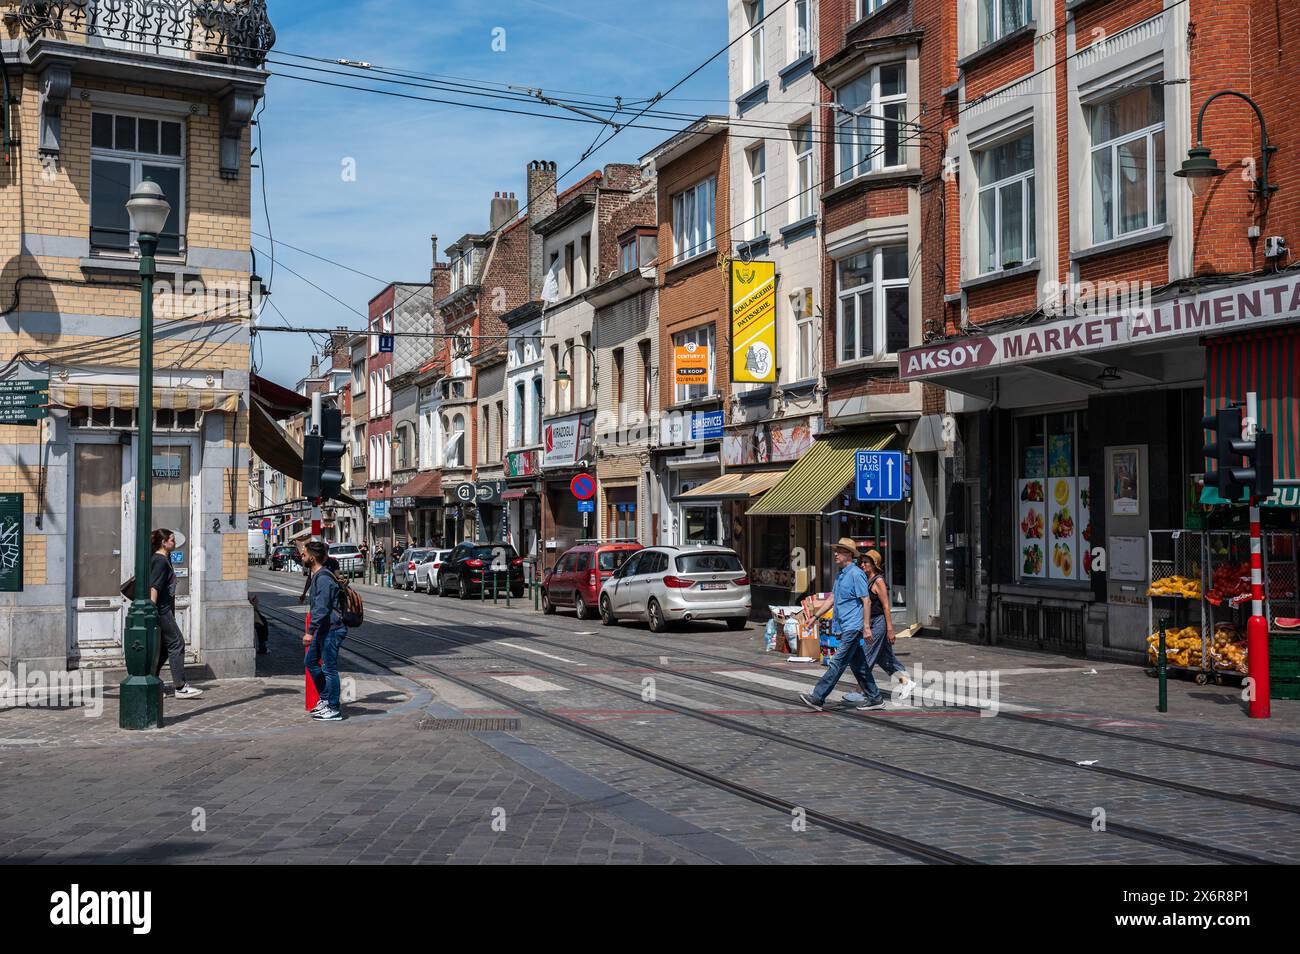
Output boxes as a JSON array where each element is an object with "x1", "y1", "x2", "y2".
[
  {"x1": 1203, "y1": 327, "x2": 1299, "y2": 504},
  {"x1": 49, "y1": 382, "x2": 240, "y2": 413},
  {"x1": 677, "y1": 470, "x2": 784, "y2": 500},
  {"x1": 747, "y1": 429, "x2": 895, "y2": 516}
]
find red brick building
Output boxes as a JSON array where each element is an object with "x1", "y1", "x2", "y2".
[{"x1": 896, "y1": 0, "x2": 1300, "y2": 660}]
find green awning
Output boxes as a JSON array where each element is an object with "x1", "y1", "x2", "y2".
[{"x1": 747, "y1": 429, "x2": 895, "y2": 516}]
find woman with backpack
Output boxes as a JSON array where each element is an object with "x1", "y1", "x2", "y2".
[{"x1": 302, "y1": 539, "x2": 349, "y2": 722}]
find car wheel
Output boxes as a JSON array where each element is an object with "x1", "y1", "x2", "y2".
[
  {"x1": 459, "y1": 578, "x2": 471, "y2": 600},
  {"x1": 574, "y1": 595, "x2": 589, "y2": 620},
  {"x1": 600, "y1": 594, "x2": 617, "y2": 626},
  {"x1": 542, "y1": 590, "x2": 556, "y2": 614},
  {"x1": 647, "y1": 598, "x2": 667, "y2": 633},
  {"x1": 725, "y1": 617, "x2": 747, "y2": 631}
]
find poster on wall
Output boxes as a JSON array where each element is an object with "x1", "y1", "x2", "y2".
[
  {"x1": 1047, "y1": 434, "x2": 1073, "y2": 477},
  {"x1": 1111, "y1": 447, "x2": 1140, "y2": 515},
  {"x1": 730, "y1": 260, "x2": 777, "y2": 383},
  {"x1": 1078, "y1": 477, "x2": 1093, "y2": 580},
  {"x1": 1017, "y1": 478, "x2": 1046, "y2": 579},
  {"x1": 1047, "y1": 476, "x2": 1078, "y2": 580}
]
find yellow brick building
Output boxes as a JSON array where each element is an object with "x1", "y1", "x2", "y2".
[{"x1": 0, "y1": 1, "x2": 273, "y2": 676}]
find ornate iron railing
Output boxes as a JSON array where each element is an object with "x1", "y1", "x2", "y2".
[{"x1": 12, "y1": 0, "x2": 276, "y2": 67}]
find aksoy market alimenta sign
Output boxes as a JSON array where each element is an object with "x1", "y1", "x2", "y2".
[{"x1": 898, "y1": 272, "x2": 1300, "y2": 380}]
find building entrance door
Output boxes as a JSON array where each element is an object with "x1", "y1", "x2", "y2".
[{"x1": 69, "y1": 438, "x2": 127, "y2": 664}]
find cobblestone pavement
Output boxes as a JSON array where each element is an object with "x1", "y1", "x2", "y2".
[{"x1": 1, "y1": 566, "x2": 1295, "y2": 864}]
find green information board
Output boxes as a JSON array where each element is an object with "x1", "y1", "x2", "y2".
[{"x1": 0, "y1": 493, "x2": 22, "y2": 592}]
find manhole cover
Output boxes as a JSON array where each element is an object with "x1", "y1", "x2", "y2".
[{"x1": 418, "y1": 718, "x2": 520, "y2": 731}]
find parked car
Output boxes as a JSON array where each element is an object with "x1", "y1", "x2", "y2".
[
  {"x1": 270, "y1": 545, "x2": 297, "y2": 571},
  {"x1": 394, "y1": 548, "x2": 432, "y2": 589},
  {"x1": 414, "y1": 549, "x2": 452, "y2": 594},
  {"x1": 598, "y1": 545, "x2": 750, "y2": 632},
  {"x1": 328, "y1": 543, "x2": 364, "y2": 579},
  {"x1": 542, "y1": 542, "x2": 641, "y2": 619},
  {"x1": 438, "y1": 541, "x2": 525, "y2": 599}
]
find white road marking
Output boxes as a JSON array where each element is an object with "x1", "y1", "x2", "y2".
[
  {"x1": 491, "y1": 675, "x2": 568, "y2": 693},
  {"x1": 497, "y1": 642, "x2": 587, "y2": 666},
  {"x1": 714, "y1": 670, "x2": 811, "y2": 693}
]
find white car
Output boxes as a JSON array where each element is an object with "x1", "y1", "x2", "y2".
[
  {"x1": 414, "y1": 549, "x2": 453, "y2": 594},
  {"x1": 599, "y1": 545, "x2": 751, "y2": 632}
]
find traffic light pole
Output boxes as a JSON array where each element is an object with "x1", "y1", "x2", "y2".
[{"x1": 1245, "y1": 392, "x2": 1270, "y2": 718}]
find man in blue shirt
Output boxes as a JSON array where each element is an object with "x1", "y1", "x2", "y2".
[{"x1": 798, "y1": 537, "x2": 885, "y2": 711}]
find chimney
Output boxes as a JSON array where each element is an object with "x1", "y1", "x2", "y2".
[
  {"x1": 329, "y1": 327, "x2": 350, "y2": 370},
  {"x1": 309, "y1": 354, "x2": 320, "y2": 378},
  {"x1": 526, "y1": 160, "x2": 558, "y2": 297},
  {"x1": 430, "y1": 233, "x2": 439, "y2": 265},
  {"x1": 490, "y1": 190, "x2": 519, "y2": 231}
]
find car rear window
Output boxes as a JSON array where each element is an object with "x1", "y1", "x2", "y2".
[
  {"x1": 676, "y1": 552, "x2": 743, "y2": 573},
  {"x1": 469, "y1": 545, "x2": 518, "y2": 562},
  {"x1": 330, "y1": 547, "x2": 359, "y2": 555},
  {"x1": 598, "y1": 550, "x2": 635, "y2": 572},
  {"x1": 409, "y1": 550, "x2": 429, "y2": 561}
]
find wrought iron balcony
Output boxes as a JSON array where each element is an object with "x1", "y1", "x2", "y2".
[{"x1": 10, "y1": 0, "x2": 276, "y2": 68}]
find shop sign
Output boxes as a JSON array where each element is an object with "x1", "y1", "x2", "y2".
[
  {"x1": 475, "y1": 480, "x2": 505, "y2": 504},
  {"x1": 0, "y1": 493, "x2": 22, "y2": 592},
  {"x1": 369, "y1": 499, "x2": 389, "y2": 520},
  {"x1": 451, "y1": 483, "x2": 475, "y2": 504},
  {"x1": 730, "y1": 260, "x2": 777, "y2": 383},
  {"x1": 543, "y1": 414, "x2": 592, "y2": 467},
  {"x1": 392, "y1": 496, "x2": 415, "y2": 509},
  {"x1": 898, "y1": 272, "x2": 1300, "y2": 380},
  {"x1": 151, "y1": 454, "x2": 182, "y2": 479},
  {"x1": 506, "y1": 450, "x2": 538, "y2": 477},
  {"x1": 674, "y1": 341, "x2": 709, "y2": 386},
  {"x1": 723, "y1": 421, "x2": 813, "y2": 466}
]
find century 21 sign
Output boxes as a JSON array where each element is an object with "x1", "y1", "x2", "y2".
[{"x1": 730, "y1": 260, "x2": 776, "y2": 383}]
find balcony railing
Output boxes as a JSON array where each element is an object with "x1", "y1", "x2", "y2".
[{"x1": 11, "y1": 0, "x2": 276, "y2": 68}]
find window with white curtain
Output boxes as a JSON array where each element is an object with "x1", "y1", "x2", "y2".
[
  {"x1": 835, "y1": 63, "x2": 907, "y2": 183},
  {"x1": 671, "y1": 177, "x2": 716, "y2": 264},
  {"x1": 793, "y1": 121, "x2": 814, "y2": 219},
  {"x1": 979, "y1": 0, "x2": 1032, "y2": 48},
  {"x1": 977, "y1": 131, "x2": 1035, "y2": 273},
  {"x1": 748, "y1": 145, "x2": 766, "y2": 238},
  {"x1": 836, "y1": 245, "x2": 910, "y2": 362},
  {"x1": 793, "y1": 0, "x2": 811, "y2": 58},
  {"x1": 746, "y1": 1, "x2": 764, "y2": 87},
  {"x1": 1089, "y1": 84, "x2": 1166, "y2": 244}
]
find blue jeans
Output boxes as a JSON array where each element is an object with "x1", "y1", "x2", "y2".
[
  {"x1": 863, "y1": 614, "x2": 907, "y2": 677},
  {"x1": 811, "y1": 629, "x2": 880, "y2": 705},
  {"x1": 305, "y1": 623, "x2": 347, "y2": 709}
]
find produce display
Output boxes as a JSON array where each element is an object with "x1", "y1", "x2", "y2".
[
  {"x1": 1210, "y1": 624, "x2": 1248, "y2": 674},
  {"x1": 1147, "y1": 575, "x2": 1202, "y2": 599},
  {"x1": 1146, "y1": 626, "x2": 1203, "y2": 668},
  {"x1": 1205, "y1": 562, "x2": 1251, "y2": 607},
  {"x1": 1020, "y1": 480, "x2": 1044, "y2": 502},
  {"x1": 1019, "y1": 507, "x2": 1044, "y2": 539}
]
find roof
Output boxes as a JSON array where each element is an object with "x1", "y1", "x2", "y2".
[
  {"x1": 392, "y1": 471, "x2": 443, "y2": 500},
  {"x1": 640, "y1": 115, "x2": 728, "y2": 171}
]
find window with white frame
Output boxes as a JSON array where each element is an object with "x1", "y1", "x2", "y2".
[
  {"x1": 620, "y1": 237, "x2": 637, "y2": 273},
  {"x1": 746, "y1": 1, "x2": 765, "y2": 87},
  {"x1": 383, "y1": 366, "x2": 392, "y2": 415},
  {"x1": 90, "y1": 111, "x2": 184, "y2": 255},
  {"x1": 383, "y1": 432, "x2": 392, "y2": 480},
  {"x1": 793, "y1": 290, "x2": 816, "y2": 380},
  {"x1": 977, "y1": 131, "x2": 1036, "y2": 273},
  {"x1": 835, "y1": 63, "x2": 908, "y2": 184},
  {"x1": 671, "y1": 177, "x2": 716, "y2": 264},
  {"x1": 979, "y1": 0, "x2": 1032, "y2": 48},
  {"x1": 512, "y1": 380, "x2": 526, "y2": 446},
  {"x1": 531, "y1": 376, "x2": 543, "y2": 443},
  {"x1": 748, "y1": 145, "x2": 766, "y2": 238},
  {"x1": 794, "y1": 0, "x2": 811, "y2": 58},
  {"x1": 857, "y1": 0, "x2": 890, "y2": 19},
  {"x1": 836, "y1": 245, "x2": 909, "y2": 362},
  {"x1": 792, "y1": 121, "x2": 814, "y2": 219},
  {"x1": 673, "y1": 325, "x2": 716, "y2": 403},
  {"x1": 1089, "y1": 84, "x2": 1166, "y2": 244}
]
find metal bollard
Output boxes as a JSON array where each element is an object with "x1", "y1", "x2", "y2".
[
  {"x1": 493, "y1": 572, "x2": 499, "y2": 604},
  {"x1": 505, "y1": 574, "x2": 511, "y2": 607},
  {"x1": 1157, "y1": 617, "x2": 1168, "y2": 713}
]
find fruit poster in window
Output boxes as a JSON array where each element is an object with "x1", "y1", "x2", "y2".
[
  {"x1": 1048, "y1": 477, "x2": 1077, "y2": 580},
  {"x1": 1017, "y1": 479, "x2": 1046, "y2": 579},
  {"x1": 1078, "y1": 477, "x2": 1093, "y2": 580},
  {"x1": 1047, "y1": 434, "x2": 1073, "y2": 477},
  {"x1": 1023, "y1": 446, "x2": 1044, "y2": 478}
]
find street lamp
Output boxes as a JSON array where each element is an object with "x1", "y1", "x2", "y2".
[
  {"x1": 1175, "y1": 90, "x2": 1278, "y2": 200},
  {"x1": 555, "y1": 342, "x2": 597, "y2": 392},
  {"x1": 119, "y1": 178, "x2": 171, "y2": 731}
]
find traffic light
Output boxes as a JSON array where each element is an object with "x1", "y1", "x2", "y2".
[
  {"x1": 302, "y1": 407, "x2": 346, "y2": 501},
  {"x1": 1202, "y1": 403, "x2": 1275, "y2": 502}
]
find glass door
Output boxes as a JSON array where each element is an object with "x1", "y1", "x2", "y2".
[
  {"x1": 70, "y1": 439, "x2": 126, "y2": 662},
  {"x1": 149, "y1": 439, "x2": 197, "y2": 647}
]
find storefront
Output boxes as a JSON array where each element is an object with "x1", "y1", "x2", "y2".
[
  {"x1": 391, "y1": 470, "x2": 443, "y2": 548},
  {"x1": 505, "y1": 449, "x2": 542, "y2": 562},
  {"x1": 540, "y1": 411, "x2": 594, "y2": 571}
]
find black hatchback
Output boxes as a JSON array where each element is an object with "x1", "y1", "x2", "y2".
[{"x1": 437, "y1": 541, "x2": 525, "y2": 599}]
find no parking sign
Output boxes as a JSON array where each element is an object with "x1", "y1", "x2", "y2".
[{"x1": 570, "y1": 474, "x2": 595, "y2": 500}]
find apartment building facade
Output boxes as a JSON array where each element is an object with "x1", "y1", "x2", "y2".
[
  {"x1": 896, "y1": 0, "x2": 1300, "y2": 658},
  {"x1": 0, "y1": 1, "x2": 274, "y2": 676}
]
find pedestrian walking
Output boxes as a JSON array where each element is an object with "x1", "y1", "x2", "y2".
[
  {"x1": 843, "y1": 550, "x2": 911, "y2": 705},
  {"x1": 302, "y1": 539, "x2": 347, "y2": 721},
  {"x1": 798, "y1": 537, "x2": 884, "y2": 711},
  {"x1": 150, "y1": 528, "x2": 203, "y2": 698}
]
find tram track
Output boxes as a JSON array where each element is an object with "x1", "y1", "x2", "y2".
[{"x1": 262, "y1": 601, "x2": 1281, "y2": 865}]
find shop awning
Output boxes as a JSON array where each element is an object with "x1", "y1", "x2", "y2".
[
  {"x1": 250, "y1": 373, "x2": 311, "y2": 420},
  {"x1": 677, "y1": 470, "x2": 785, "y2": 500},
  {"x1": 748, "y1": 429, "x2": 895, "y2": 516},
  {"x1": 49, "y1": 382, "x2": 240, "y2": 412},
  {"x1": 393, "y1": 471, "x2": 443, "y2": 500},
  {"x1": 251, "y1": 401, "x2": 303, "y2": 483},
  {"x1": 501, "y1": 488, "x2": 532, "y2": 500},
  {"x1": 1201, "y1": 326, "x2": 1299, "y2": 506}
]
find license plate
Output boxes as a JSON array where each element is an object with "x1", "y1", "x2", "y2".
[{"x1": 699, "y1": 582, "x2": 726, "y2": 591}]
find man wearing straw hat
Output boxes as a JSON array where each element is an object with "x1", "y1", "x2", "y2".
[{"x1": 798, "y1": 537, "x2": 885, "y2": 711}]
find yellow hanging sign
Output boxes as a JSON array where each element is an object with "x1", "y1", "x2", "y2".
[{"x1": 730, "y1": 259, "x2": 777, "y2": 383}]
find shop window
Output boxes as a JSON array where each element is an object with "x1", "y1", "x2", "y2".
[
  {"x1": 977, "y1": 131, "x2": 1035, "y2": 273},
  {"x1": 681, "y1": 504, "x2": 721, "y2": 546},
  {"x1": 1089, "y1": 84, "x2": 1166, "y2": 244},
  {"x1": 1014, "y1": 411, "x2": 1092, "y2": 583}
]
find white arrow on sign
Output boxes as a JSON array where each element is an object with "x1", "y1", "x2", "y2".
[{"x1": 885, "y1": 457, "x2": 895, "y2": 496}]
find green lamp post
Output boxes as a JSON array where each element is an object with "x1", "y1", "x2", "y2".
[{"x1": 119, "y1": 178, "x2": 171, "y2": 730}]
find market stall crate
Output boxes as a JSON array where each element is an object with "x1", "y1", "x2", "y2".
[
  {"x1": 1203, "y1": 530, "x2": 1251, "y2": 683},
  {"x1": 1146, "y1": 530, "x2": 1208, "y2": 681}
]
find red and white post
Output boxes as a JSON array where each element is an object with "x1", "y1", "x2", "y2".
[
  {"x1": 1246, "y1": 391, "x2": 1270, "y2": 719},
  {"x1": 304, "y1": 394, "x2": 324, "y2": 712}
]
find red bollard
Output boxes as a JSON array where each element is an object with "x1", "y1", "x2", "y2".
[
  {"x1": 304, "y1": 609, "x2": 320, "y2": 711},
  {"x1": 1248, "y1": 503, "x2": 1270, "y2": 718}
]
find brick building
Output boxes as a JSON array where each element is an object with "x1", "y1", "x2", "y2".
[
  {"x1": 897, "y1": 0, "x2": 1300, "y2": 659},
  {"x1": 0, "y1": 2, "x2": 273, "y2": 676}
]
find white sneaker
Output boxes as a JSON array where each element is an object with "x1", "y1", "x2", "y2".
[
  {"x1": 309, "y1": 700, "x2": 327, "y2": 715},
  {"x1": 312, "y1": 706, "x2": 343, "y2": 722},
  {"x1": 174, "y1": 684, "x2": 204, "y2": 699}
]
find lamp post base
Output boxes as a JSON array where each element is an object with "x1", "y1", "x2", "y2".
[{"x1": 119, "y1": 600, "x2": 164, "y2": 730}]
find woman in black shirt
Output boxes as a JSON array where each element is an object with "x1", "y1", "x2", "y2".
[{"x1": 150, "y1": 528, "x2": 203, "y2": 698}]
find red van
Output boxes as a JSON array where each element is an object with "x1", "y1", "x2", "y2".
[{"x1": 542, "y1": 542, "x2": 642, "y2": 620}]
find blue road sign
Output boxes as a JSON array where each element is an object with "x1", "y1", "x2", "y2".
[
  {"x1": 379, "y1": 334, "x2": 394, "y2": 353},
  {"x1": 855, "y1": 450, "x2": 905, "y2": 502},
  {"x1": 577, "y1": 499, "x2": 595, "y2": 513}
]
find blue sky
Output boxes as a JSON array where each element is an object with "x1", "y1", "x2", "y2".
[{"x1": 253, "y1": 0, "x2": 728, "y2": 385}]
